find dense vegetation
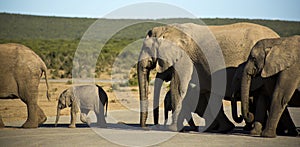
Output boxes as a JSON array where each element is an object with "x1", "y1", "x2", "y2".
[{"x1": 0, "y1": 13, "x2": 299, "y2": 80}]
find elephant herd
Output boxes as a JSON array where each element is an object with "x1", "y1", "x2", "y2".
[
  {"x1": 137, "y1": 22, "x2": 300, "y2": 137},
  {"x1": 0, "y1": 22, "x2": 299, "y2": 138}
]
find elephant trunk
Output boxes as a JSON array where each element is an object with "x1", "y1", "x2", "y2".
[
  {"x1": 138, "y1": 61, "x2": 150, "y2": 128},
  {"x1": 241, "y1": 65, "x2": 254, "y2": 123},
  {"x1": 55, "y1": 105, "x2": 61, "y2": 127}
]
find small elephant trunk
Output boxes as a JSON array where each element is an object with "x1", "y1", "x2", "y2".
[
  {"x1": 241, "y1": 69, "x2": 254, "y2": 123},
  {"x1": 55, "y1": 106, "x2": 61, "y2": 127}
]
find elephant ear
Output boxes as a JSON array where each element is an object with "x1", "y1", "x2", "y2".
[
  {"x1": 156, "y1": 39, "x2": 184, "y2": 73},
  {"x1": 65, "y1": 88, "x2": 74, "y2": 107},
  {"x1": 261, "y1": 46, "x2": 297, "y2": 77}
]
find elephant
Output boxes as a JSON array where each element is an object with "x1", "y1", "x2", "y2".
[
  {"x1": 241, "y1": 35, "x2": 300, "y2": 137},
  {"x1": 231, "y1": 62, "x2": 299, "y2": 136},
  {"x1": 0, "y1": 43, "x2": 50, "y2": 128},
  {"x1": 55, "y1": 84, "x2": 108, "y2": 128},
  {"x1": 163, "y1": 90, "x2": 197, "y2": 131},
  {"x1": 138, "y1": 22, "x2": 280, "y2": 132}
]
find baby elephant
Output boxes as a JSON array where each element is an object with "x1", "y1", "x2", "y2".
[{"x1": 55, "y1": 85, "x2": 108, "y2": 128}]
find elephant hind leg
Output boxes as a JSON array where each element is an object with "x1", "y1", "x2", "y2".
[
  {"x1": 22, "y1": 102, "x2": 39, "y2": 128},
  {"x1": 80, "y1": 109, "x2": 91, "y2": 125},
  {"x1": 96, "y1": 112, "x2": 107, "y2": 128},
  {"x1": 37, "y1": 106, "x2": 47, "y2": 125},
  {"x1": 19, "y1": 80, "x2": 40, "y2": 128}
]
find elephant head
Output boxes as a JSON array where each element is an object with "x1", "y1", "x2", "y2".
[
  {"x1": 55, "y1": 88, "x2": 74, "y2": 126},
  {"x1": 137, "y1": 26, "x2": 194, "y2": 128},
  {"x1": 240, "y1": 37, "x2": 298, "y2": 123}
]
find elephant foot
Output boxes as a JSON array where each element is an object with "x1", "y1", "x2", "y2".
[
  {"x1": 96, "y1": 122, "x2": 107, "y2": 128},
  {"x1": 262, "y1": 129, "x2": 277, "y2": 138},
  {"x1": 0, "y1": 117, "x2": 4, "y2": 128},
  {"x1": 250, "y1": 122, "x2": 262, "y2": 136},
  {"x1": 22, "y1": 120, "x2": 38, "y2": 128},
  {"x1": 37, "y1": 106, "x2": 47, "y2": 125},
  {"x1": 86, "y1": 117, "x2": 91, "y2": 126},
  {"x1": 38, "y1": 116, "x2": 47, "y2": 125},
  {"x1": 68, "y1": 124, "x2": 76, "y2": 128},
  {"x1": 0, "y1": 122, "x2": 4, "y2": 128},
  {"x1": 168, "y1": 124, "x2": 178, "y2": 132},
  {"x1": 142, "y1": 126, "x2": 150, "y2": 131}
]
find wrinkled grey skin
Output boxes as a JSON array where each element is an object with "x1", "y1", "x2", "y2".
[
  {"x1": 0, "y1": 43, "x2": 50, "y2": 128},
  {"x1": 163, "y1": 90, "x2": 197, "y2": 131},
  {"x1": 55, "y1": 85, "x2": 108, "y2": 128},
  {"x1": 231, "y1": 63, "x2": 299, "y2": 136},
  {"x1": 241, "y1": 35, "x2": 300, "y2": 137},
  {"x1": 138, "y1": 22, "x2": 279, "y2": 132}
]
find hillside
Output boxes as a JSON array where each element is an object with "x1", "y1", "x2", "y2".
[{"x1": 0, "y1": 13, "x2": 299, "y2": 79}]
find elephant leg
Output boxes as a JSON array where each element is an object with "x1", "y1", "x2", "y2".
[
  {"x1": 80, "y1": 109, "x2": 90, "y2": 125},
  {"x1": 168, "y1": 73, "x2": 183, "y2": 131},
  {"x1": 251, "y1": 95, "x2": 268, "y2": 136},
  {"x1": 186, "y1": 113, "x2": 197, "y2": 131},
  {"x1": 69, "y1": 105, "x2": 77, "y2": 128},
  {"x1": 153, "y1": 75, "x2": 164, "y2": 125},
  {"x1": 96, "y1": 102, "x2": 107, "y2": 128},
  {"x1": 22, "y1": 102, "x2": 39, "y2": 128},
  {"x1": 204, "y1": 93, "x2": 234, "y2": 133},
  {"x1": 0, "y1": 115, "x2": 4, "y2": 128},
  {"x1": 164, "y1": 108, "x2": 169, "y2": 126},
  {"x1": 19, "y1": 80, "x2": 40, "y2": 128},
  {"x1": 262, "y1": 78, "x2": 297, "y2": 137},
  {"x1": 96, "y1": 112, "x2": 107, "y2": 128},
  {"x1": 36, "y1": 105, "x2": 47, "y2": 125}
]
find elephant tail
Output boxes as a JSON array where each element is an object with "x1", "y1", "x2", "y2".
[
  {"x1": 41, "y1": 63, "x2": 51, "y2": 101},
  {"x1": 105, "y1": 98, "x2": 108, "y2": 117}
]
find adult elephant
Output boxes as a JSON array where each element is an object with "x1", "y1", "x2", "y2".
[
  {"x1": 138, "y1": 22, "x2": 279, "y2": 131},
  {"x1": 0, "y1": 43, "x2": 50, "y2": 128},
  {"x1": 241, "y1": 35, "x2": 300, "y2": 137}
]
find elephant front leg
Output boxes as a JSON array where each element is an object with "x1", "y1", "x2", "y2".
[
  {"x1": 262, "y1": 79, "x2": 296, "y2": 137},
  {"x1": 69, "y1": 106, "x2": 77, "y2": 128},
  {"x1": 168, "y1": 81, "x2": 185, "y2": 131},
  {"x1": 251, "y1": 95, "x2": 268, "y2": 136}
]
